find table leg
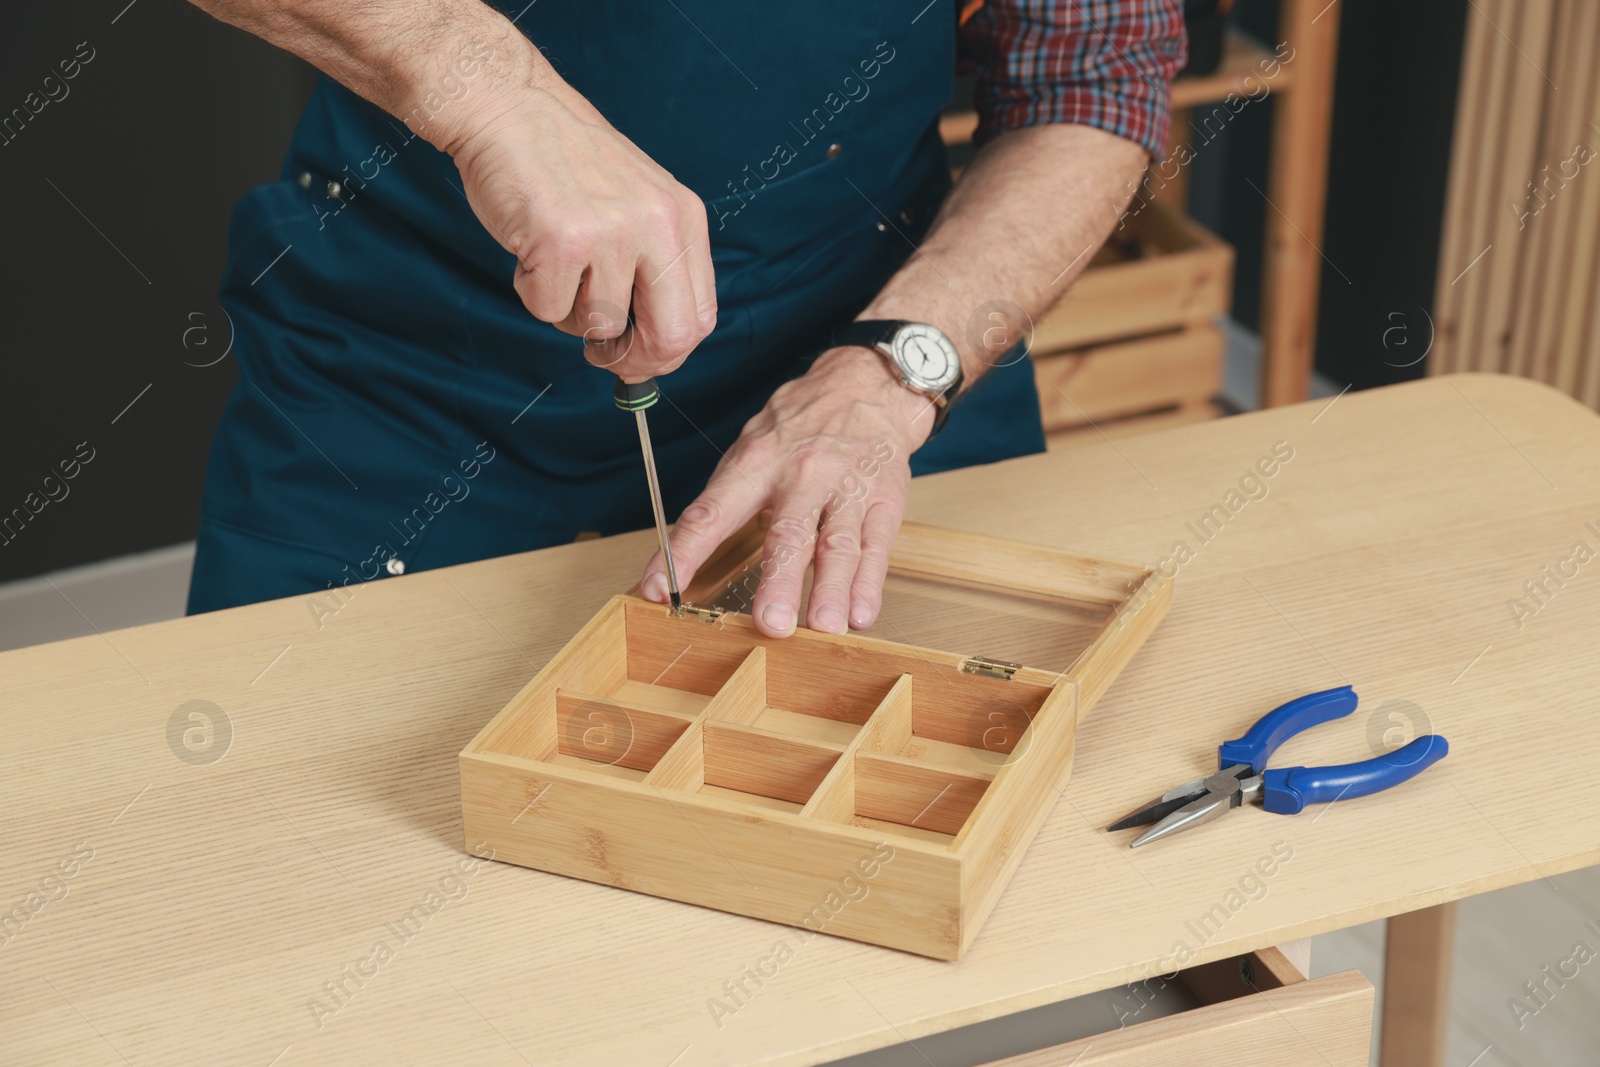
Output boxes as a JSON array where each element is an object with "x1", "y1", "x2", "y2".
[{"x1": 1379, "y1": 902, "x2": 1458, "y2": 1067}]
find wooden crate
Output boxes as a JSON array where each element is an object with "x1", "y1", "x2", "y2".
[
  {"x1": 1034, "y1": 199, "x2": 1234, "y2": 353},
  {"x1": 1035, "y1": 325, "x2": 1225, "y2": 432},
  {"x1": 1045, "y1": 401, "x2": 1223, "y2": 453},
  {"x1": 459, "y1": 523, "x2": 1169, "y2": 959}
]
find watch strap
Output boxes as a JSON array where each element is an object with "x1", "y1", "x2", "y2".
[{"x1": 830, "y1": 320, "x2": 904, "y2": 351}]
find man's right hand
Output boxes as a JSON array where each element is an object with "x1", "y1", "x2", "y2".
[
  {"x1": 442, "y1": 69, "x2": 718, "y2": 380},
  {"x1": 186, "y1": 0, "x2": 716, "y2": 380}
]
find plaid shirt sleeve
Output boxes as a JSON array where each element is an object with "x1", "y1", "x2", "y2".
[{"x1": 958, "y1": 0, "x2": 1189, "y2": 159}]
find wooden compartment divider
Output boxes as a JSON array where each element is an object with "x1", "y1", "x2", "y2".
[
  {"x1": 552, "y1": 691, "x2": 693, "y2": 773},
  {"x1": 703, "y1": 721, "x2": 843, "y2": 805},
  {"x1": 854, "y1": 752, "x2": 994, "y2": 836},
  {"x1": 642, "y1": 646, "x2": 766, "y2": 791},
  {"x1": 801, "y1": 673, "x2": 914, "y2": 823}
]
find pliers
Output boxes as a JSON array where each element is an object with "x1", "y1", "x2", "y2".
[{"x1": 1107, "y1": 686, "x2": 1449, "y2": 848}]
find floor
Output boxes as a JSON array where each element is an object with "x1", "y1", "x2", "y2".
[{"x1": 3, "y1": 331, "x2": 1596, "y2": 1064}]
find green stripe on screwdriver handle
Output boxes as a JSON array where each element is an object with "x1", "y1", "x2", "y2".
[{"x1": 613, "y1": 375, "x2": 659, "y2": 412}]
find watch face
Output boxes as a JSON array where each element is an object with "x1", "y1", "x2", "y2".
[{"x1": 889, "y1": 324, "x2": 961, "y2": 394}]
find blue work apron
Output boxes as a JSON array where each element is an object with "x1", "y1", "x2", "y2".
[{"x1": 188, "y1": 1, "x2": 1045, "y2": 614}]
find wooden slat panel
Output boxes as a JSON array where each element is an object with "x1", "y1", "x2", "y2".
[
  {"x1": 1509, "y1": 1, "x2": 1593, "y2": 384},
  {"x1": 1432, "y1": 0, "x2": 1502, "y2": 373},
  {"x1": 1473, "y1": 0, "x2": 1557, "y2": 376},
  {"x1": 1552, "y1": 4, "x2": 1600, "y2": 401},
  {"x1": 1433, "y1": 0, "x2": 1600, "y2": 398}
]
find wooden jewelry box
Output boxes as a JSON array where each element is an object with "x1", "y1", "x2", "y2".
[{"x1": 459, "y1": 522, "x2": 1169, "y2": 959}]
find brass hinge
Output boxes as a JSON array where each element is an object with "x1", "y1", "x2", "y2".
[
  {"x1": 673, "y1": 603, "x2": 725, "y2": 624},
  {"x1": 961, "y1": 655, "x2": 1020, "y2": 681}
]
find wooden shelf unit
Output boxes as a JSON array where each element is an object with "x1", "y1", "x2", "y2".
[{"x1": 942, "y1": 7, "x2": 1340, "y2": 416}]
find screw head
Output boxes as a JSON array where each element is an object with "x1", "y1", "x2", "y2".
[{"x1": 1202, "y1": 771, "x2": 1242, "y2": 798}]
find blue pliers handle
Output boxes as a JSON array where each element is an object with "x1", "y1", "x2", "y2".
[
  {"x1": 1220, "y1": 686, "x2": 1449, "y2": 813},
  {"x1": 1108, "y1": 686, "x2": 1449, "y2": 846}
]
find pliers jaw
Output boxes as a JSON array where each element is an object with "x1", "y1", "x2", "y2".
[{"x1": 1107, "y1": 764, "x2": 1261, "y2": 848}]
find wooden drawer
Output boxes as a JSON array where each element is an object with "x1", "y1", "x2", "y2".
[
  {"x1": 1034, "y1": 325, "x2": 1224, "y2": 431},
  {"x1": 1033, "y1": 200, "x2": 1234, "y2": 353},
  {"x1": 967, "y1": 947, "x2": 1374, "y2": 1067}
]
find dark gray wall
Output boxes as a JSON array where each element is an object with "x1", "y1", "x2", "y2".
[
  {"x1": 1185, "y1": 0, "x2": 1468, "y2": 391},
  {"x1": 0, "y1": 1, "x2": 314, "y2": 582}
]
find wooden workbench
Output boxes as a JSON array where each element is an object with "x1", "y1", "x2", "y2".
[{"x1": 4, "y1": 374, "x2": 1597, "y2": 1065}]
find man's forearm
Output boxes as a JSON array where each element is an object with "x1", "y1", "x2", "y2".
[
  {"x1": 855, "y1": 123, "x2": 1149, "y2": 391},
  {"x1": 186, "y1": 0, "x2": 551, "y2": 153}
]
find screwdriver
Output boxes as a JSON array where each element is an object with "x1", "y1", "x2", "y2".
[{"x1": 613, "y1": 376, "x2": 681, "y2": 613}]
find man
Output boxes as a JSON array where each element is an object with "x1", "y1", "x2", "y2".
[{"x1": 184, "y1": 0, "x2": 1185, "y2": 637}]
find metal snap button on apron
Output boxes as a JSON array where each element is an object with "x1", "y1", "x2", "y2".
[
  {"x1": 297, "y1": 172, "x2": 312, "y2": 189},
  {"x1": 386, "y1": 557, "x2": 405, "y2": 575},
  {"x1": 875, "y1": 217, "x2": 888, "y2": 232},
  {"x1": 900, "y1": 207, "x2": 915, "y2": 224},
  {"x1": 827, "y1": 143, "x2": 843, "y2": 160},
  {"x1": 327, "y1": 181, "x2": 344, "y2": 200}
]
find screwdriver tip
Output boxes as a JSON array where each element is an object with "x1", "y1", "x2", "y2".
[{"x1": 669, "y1": 590, "x2": 682, "y2": 614}]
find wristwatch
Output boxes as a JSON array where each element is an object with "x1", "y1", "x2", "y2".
[{"x1": 832, "y1": 320, "x2": 965, "y2": 435}]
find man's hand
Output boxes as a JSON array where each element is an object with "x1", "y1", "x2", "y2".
[
  {"x1": 185, "y1": 0, "x2": 715, "y2": 380},
  {"x1": 444, "y1": 80, "x2": 717, "y2": 380},
  {"x1": 643, "y1": 124, "x2": 1150, "y2": 635},
  {"x1": 641, "y1": 350, "x2": 932, "y2": 637}
]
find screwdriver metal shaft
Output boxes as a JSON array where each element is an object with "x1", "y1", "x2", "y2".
[{"x1": 614, "y1": 377, "x2": 681, "y2": 612}]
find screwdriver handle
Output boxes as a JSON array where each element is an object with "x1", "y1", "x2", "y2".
[{"x1": 613, "y1": 376, "x2": 660, "y2": 412}]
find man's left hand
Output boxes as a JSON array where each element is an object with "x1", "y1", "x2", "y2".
[{"x1": 640, "y1": 348, "x2": 932, "y2": 637}]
